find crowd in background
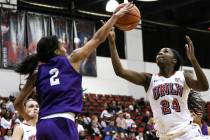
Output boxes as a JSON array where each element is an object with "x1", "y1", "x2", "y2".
[
  {"x1": 0, "y1": 96, "x2": 23, "y2": 140},
  {"x1": 1, "y1": 94, "x2": 198, "y2": 140}
]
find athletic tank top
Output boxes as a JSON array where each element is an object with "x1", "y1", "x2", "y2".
[
  {"x1": 146, "y1": 71, "x2": 192, "y2": 135},
  {"x1": 20, "y1": 122, "x2": 36, "y2": 140},
  {"x1": 201, "y1": 123, "x2": 208, "y2": 135},
  {"x1": 36, "y1": 56, "x2": 83, "y2": 118}
]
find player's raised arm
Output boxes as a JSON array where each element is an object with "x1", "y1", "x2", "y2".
[
  {"x1": 184, "y1": 36, "x2": 209, "y2": 91},
  {"x1": 68, "y1": 2, "x2": 134, "y2": 64},
  {"x1": 14, "y1": 73, "x2": 37, "y2": 121},
  {"x1": 108, "y1": 28, "x2": 151, "y2": 90}
]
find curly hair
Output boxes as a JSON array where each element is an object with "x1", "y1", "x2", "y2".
[{"x1": 188, "y1": 90, "x2": 206, "y2": 117}]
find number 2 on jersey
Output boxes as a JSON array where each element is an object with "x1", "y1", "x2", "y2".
[
  {"x1": 49, "y1": 68, "x2": 60, "y2": 86},
  {"x1": 160, "y1": 98, "x2": 180, "y2": 115}
]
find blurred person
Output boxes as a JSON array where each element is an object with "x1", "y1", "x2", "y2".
[
  {"x1": 14, "y1": 3, "x2": 134, "y2": 140},
  {"x1": 108, "y1": 27, "x2": 209, "y2": 140},
  {"x1": 12, "y1": 98, "x2": 39, "y2": 140},
  {"x1": 109, "y1": 101, "x2": 120, "y2": 115},
  {"x1": 1, "y1": 110, "x2": 12, "y2": 129},
  {"x1": 103, "y1": 117, "x2": 118, "y2": 139},
  {"x1": 188, "y1": 90, "x2": 210, "y2": 136},
  {"x1": 136, "y1": 131, "x2": 144, "y2": 140},
  {"x1": 101, "y1": 103, "x2": 112, "y2": 119},
  {"x1": 116, "y1": 111, "x2": 126, "y2": 132},
  {"x1": 88, "y1": 120, "x2": 102, "y2": 139},
  {"x1": 144, "y1": 117, "x2": 158, "y2": 140},
  {"x1": 4, "y1": 129, "x2": 13, "y2": 140},
  {"x1": 125, "y1": 113, "x2": 135, "y2": 129},
  {"x1": 6, "y1": 96, "x2": 15, "y2": 113}
]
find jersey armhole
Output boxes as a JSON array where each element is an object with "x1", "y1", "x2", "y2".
[{"x1": 145, "y1": 73, "x2": 153, "y2": 92}]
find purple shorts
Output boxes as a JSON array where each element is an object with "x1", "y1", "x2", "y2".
[{"x1": 36, "y1": 117, "x2": 79, "y2": 140}]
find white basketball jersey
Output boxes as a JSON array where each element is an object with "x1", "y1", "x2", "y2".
[
  {"x1": 147, "y1": 71, "x2": 192, "y2": 135},
  {"x1": 20, "y1": 122, "x2": 36, "y2": 140}
]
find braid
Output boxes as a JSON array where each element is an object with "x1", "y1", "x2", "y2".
[{"x1": 188, "y1": 90, "x2": 206, "y2": 116}]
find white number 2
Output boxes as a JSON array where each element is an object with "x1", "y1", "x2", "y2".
[{"x1": 49, "y1": 68, "x2": 60, "y2": 86}]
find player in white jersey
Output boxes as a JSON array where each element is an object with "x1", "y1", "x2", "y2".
[
  {"x1": 108, "y1": 28, "x2": 209, "y2": 140},
  {"x1": 12, "y1": 98, "x2": 39, "y2": 140}
]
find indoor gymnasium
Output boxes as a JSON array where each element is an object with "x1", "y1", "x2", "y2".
[{"x1": 0, "y1": 0, "x2": 210, "y2": 140}]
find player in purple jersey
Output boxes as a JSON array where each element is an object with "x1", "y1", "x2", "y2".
[{"x1": 13, "y1": 3, "x2": 134, "y2": 140}]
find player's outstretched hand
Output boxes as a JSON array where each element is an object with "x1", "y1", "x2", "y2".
[
  {"x1": 185, "y1": 35, "x2": 196, "y2": 62},
  {"x1": 114, "y1": 2, "x2": 134, "y2": 18}
]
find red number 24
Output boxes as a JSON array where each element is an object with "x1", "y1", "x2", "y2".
[{"x1": 160, "y1": 98, "x2": 180, "y2": 115}]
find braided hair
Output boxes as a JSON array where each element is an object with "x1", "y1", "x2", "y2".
[{"x1": 188, "y1": 90, "x2": 206, "y2": 117}]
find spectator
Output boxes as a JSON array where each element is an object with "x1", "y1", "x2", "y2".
[
  {"x1": 125, "y1": 113, "x2": 135, "y2": 130},
  {"x1": 116, "y1": 111, "x2": 126, "y2": 132}
]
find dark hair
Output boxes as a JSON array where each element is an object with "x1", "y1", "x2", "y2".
[
  {"x1": 188, "y1": 90, "x2": 206, "y2": 116},
  {"x1": 15, "y1": 36, "x2": 59, "y2": 78},
  {"x1": 171, "y1": 48, "x2": 183, "y2": 71}
]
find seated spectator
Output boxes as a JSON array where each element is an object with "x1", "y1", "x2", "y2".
[
  {"x1": 6, "y1": 96, "x2": 15, "y2": 113},
  {"x1": 101, "y1": 103, "x2": 112, "y2": 119},
  {"x1": 144, "y1": 117, "x2": 158, "y2": 140},
  {"x1": 116, "y1": 111, "x2": 126, "y2": 132},
  {"x1": 1, "y1": 110, "x2": 12, "y2": 129},
  {"x1": 88, "y1": 117, "x2": 102, "y2": 139},
  {"x1": 103, "y1": 117, "x2": 118, "y2": 139},
  {"x1": 125, "y1": 113, "x2": 135, "y2": 130},
  {"x1": 4, "y1": 129, "x2": 13, "y2": 140},
  {"x1": 109, "y1": 101, "x2": 120, "y2": 115}
]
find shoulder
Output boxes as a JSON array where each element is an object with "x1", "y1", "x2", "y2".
[{"x1": 13, "y1": 124, "x2": 24, "y2": 133}]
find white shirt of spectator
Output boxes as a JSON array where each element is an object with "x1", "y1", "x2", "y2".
[
  {"x1": 77, "y1": 123, "x2": 84, "y2": 133},
  {"x1": 100, "y1": 110, "x2": 112, "y2": 119},
  {"x1": 1, "y1": 117, "x2": 12, "y2": 129}
]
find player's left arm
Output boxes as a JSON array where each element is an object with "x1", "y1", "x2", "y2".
[
  {"x1": 184, "y1": 36, "x2": 209, "y2": 91},
  {"x1": 14, "y1": 73, "x2": 37, "y2": 120}
]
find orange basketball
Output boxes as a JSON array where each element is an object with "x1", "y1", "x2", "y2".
[{"x1": 115, "y1": 4, "x2": 141, "y2": 31}]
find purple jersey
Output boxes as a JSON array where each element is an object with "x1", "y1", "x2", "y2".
[
  {"x1": 201, "y1": 123, "x2": 208, "y2": 135},
  {"x1": 36, "y1": 56, "x2": 82, "y2": 118}
]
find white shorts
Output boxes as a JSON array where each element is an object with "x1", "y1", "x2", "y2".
[{"x1": 159, "y1": 123, "x2": 210, "y2": 140}]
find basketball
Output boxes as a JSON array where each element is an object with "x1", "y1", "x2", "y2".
[{"x1": 115, "y1": 4, "x2": 141, "y2": 31}]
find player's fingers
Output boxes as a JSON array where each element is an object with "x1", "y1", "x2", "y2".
[
  {"x1": 185, "y1": 44, "x2": 189, "y2": 54},
  {"x1": 100, "y1": 20, "x2": 106, "y2": 25}
]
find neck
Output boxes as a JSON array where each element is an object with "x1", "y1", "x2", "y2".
[
  {"x1": 25, "y1": 117, "x2": 37, "y2": 126},
  {"x1": 159, "y1": 67, "x2": 175, "y2": 78}
]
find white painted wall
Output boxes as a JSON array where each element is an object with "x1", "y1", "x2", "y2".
[
  {"x1": 1, "y1": 26, "x2": 210, "y2": 101},
  {"x1": 0, "y1": 58, "x2": 210, "y2": 100}
]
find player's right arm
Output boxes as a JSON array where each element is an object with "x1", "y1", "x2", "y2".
[
  {"x1": 14, "y1": 73, "x2": 37, "y2": 121},
  {"x1": 108, "y1": 28, "x2": 151, "y2": 90},
  {"x1": 184, "y1": 36, "x2": 209, "y2": 91},
  {"x1": 68, "y1": 3, "x2": 134, "y2": 72},
  {"x1": 11, "y1": 125, "x2": 23, "y2": 140}
]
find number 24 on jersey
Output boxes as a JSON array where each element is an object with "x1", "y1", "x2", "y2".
[{"x1": 160, "y1": 98, "x2": 181, "y2": 115}]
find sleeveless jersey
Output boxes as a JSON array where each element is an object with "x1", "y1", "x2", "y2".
[
  {"x1": 20, "y1": 122, "x2": 36, "y2": 140},
  {"x1": 201, "y1": 123, "x2": 209, "y2": 135},
  {"x1": 146, "y1": 71, "x2": 192, "y2": 135},
  {"x1": 36, "y1": 56, "x2": 83, "y2": 118}
]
